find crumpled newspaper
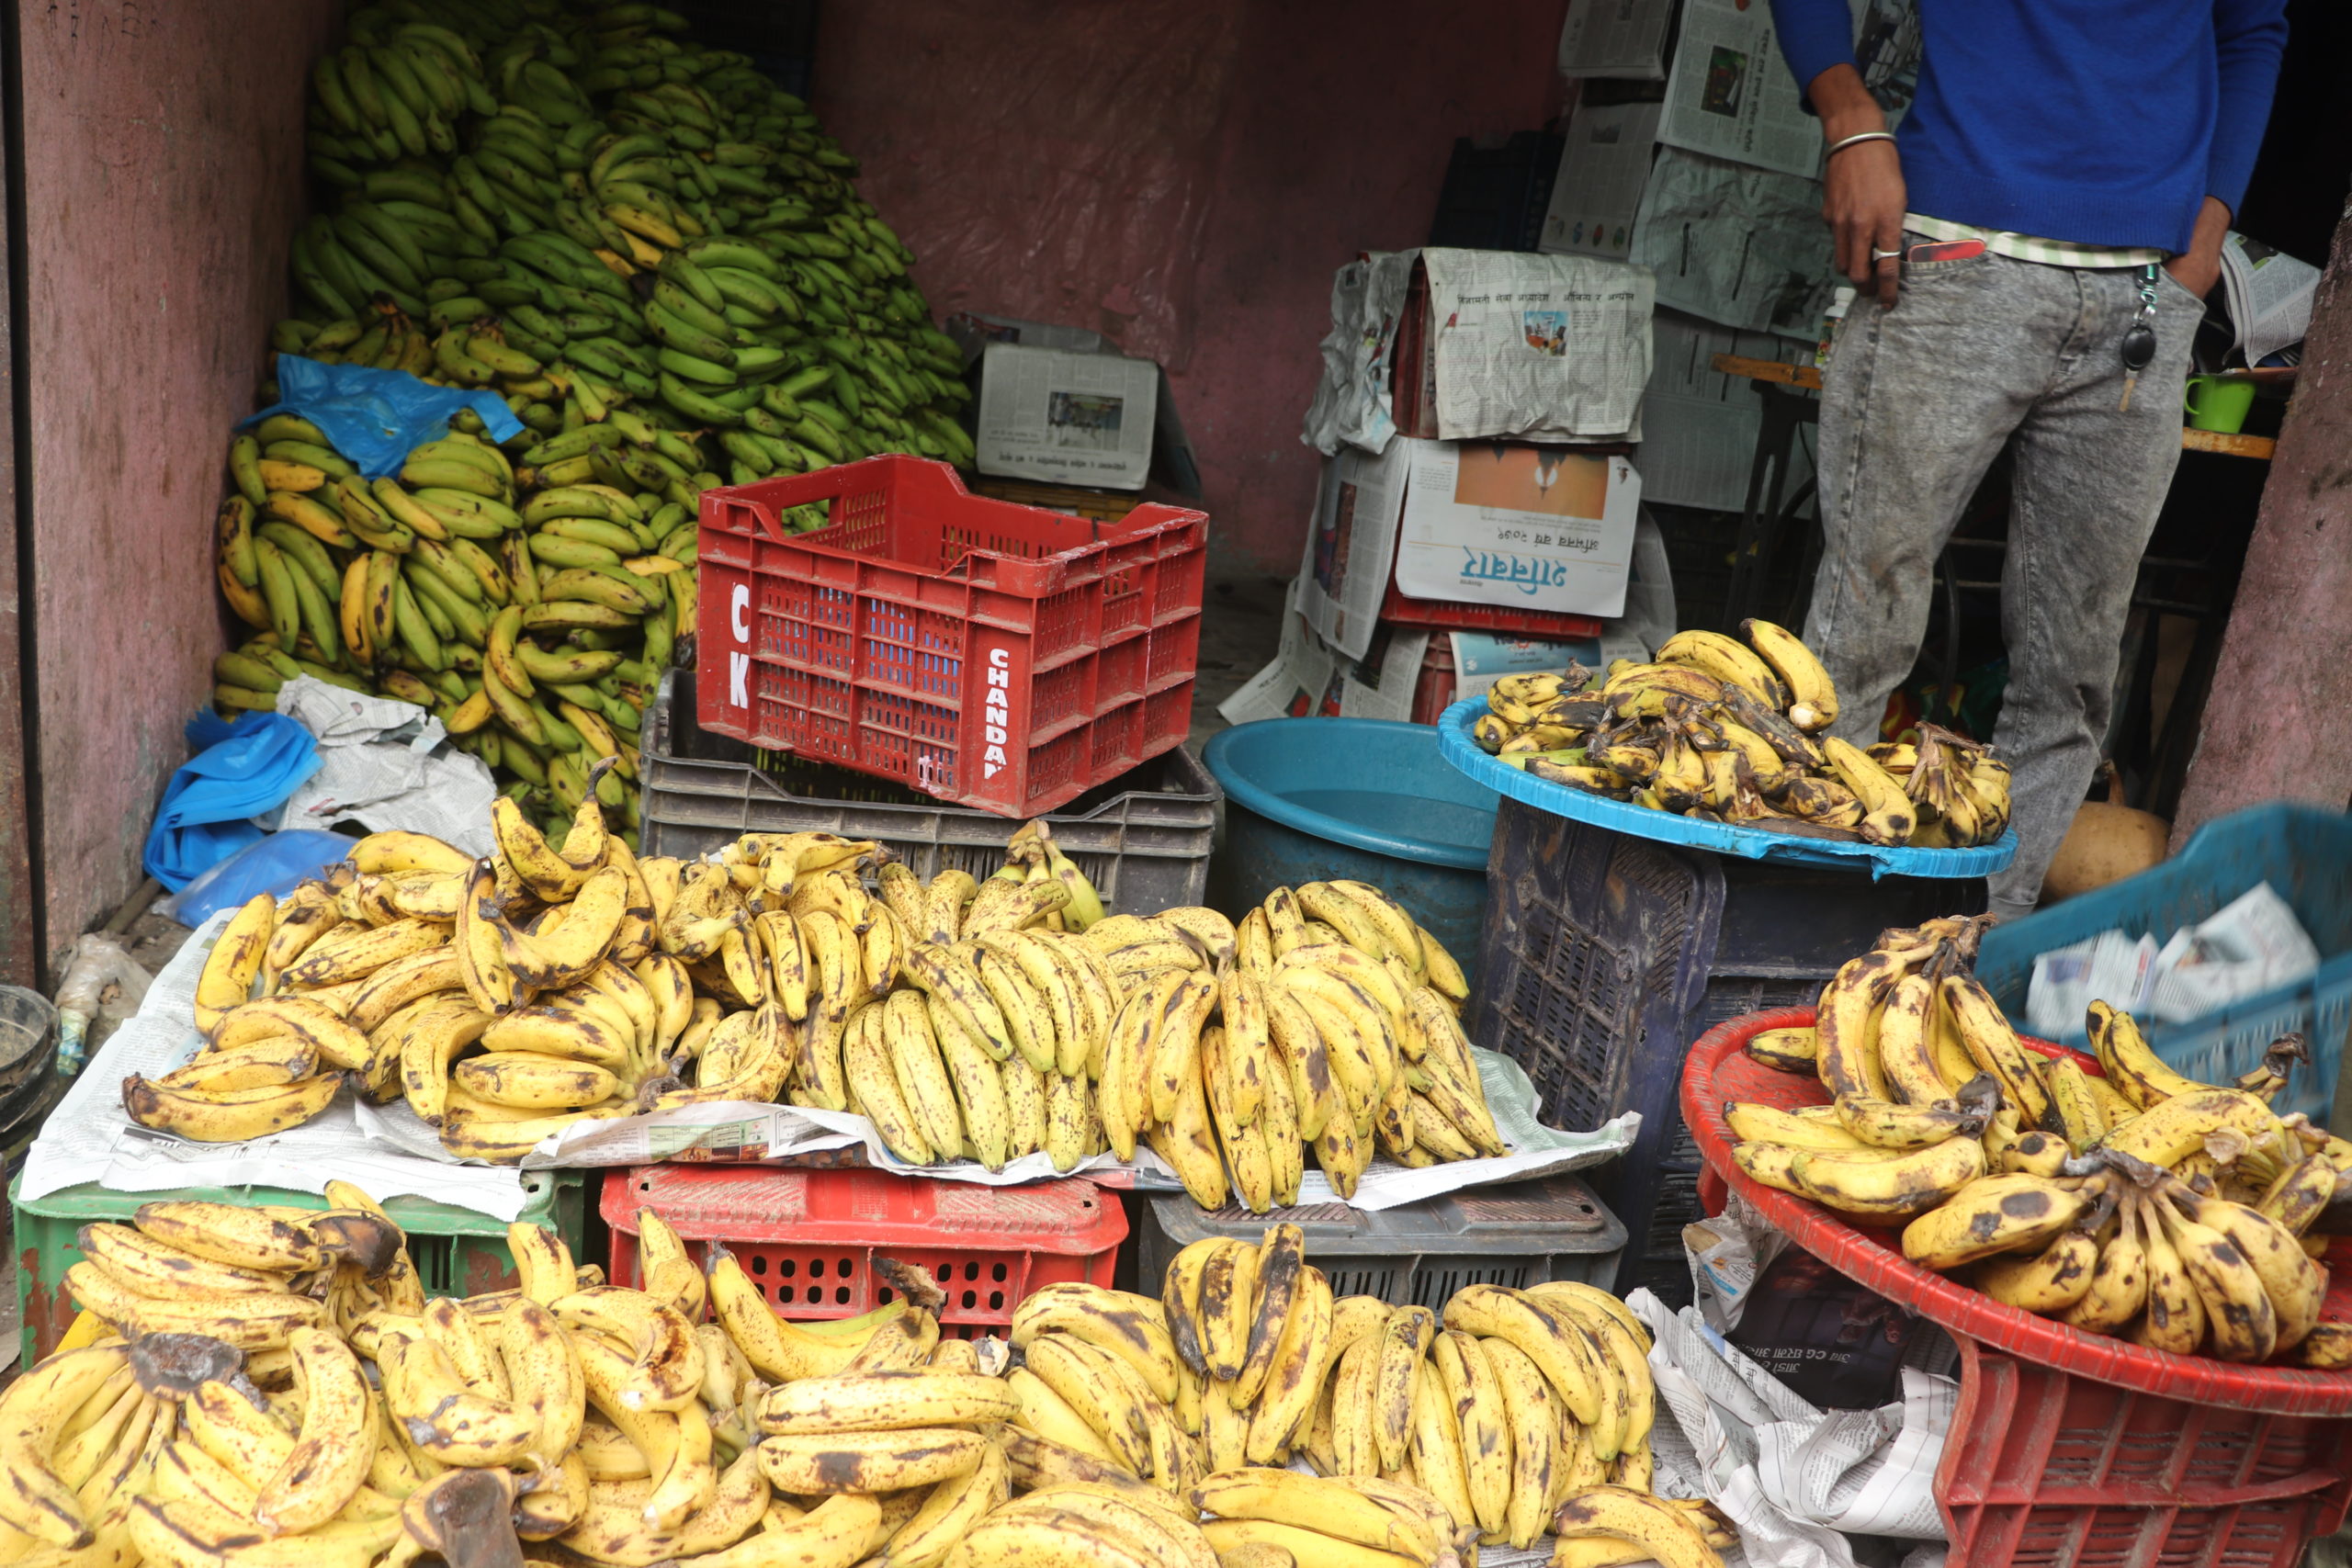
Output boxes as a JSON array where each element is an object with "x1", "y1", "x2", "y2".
[
  {"x1": 2028, "y1": 881, "x2": 2321, "y2": 1035},
  {"x1": 263, "y1": 676, "x2": 495, "y2": 856},
  {"x1": 1629, "y1": 1286, "x2": 1957, "y2": 1568}
]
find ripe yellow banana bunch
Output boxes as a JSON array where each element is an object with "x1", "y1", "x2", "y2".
[
  {"x1": 153, "y1": 806, "x2": 1486, "y2": 1203},
  {"x1": 1479, "y1": 624, "x2": 1997, "y2": 852},
  {"x1": 1001, "y1": 819, "x2": 1106, "y2": 931},
  {"x1": 143, "y1": 814, "x2": 664, "y2": 1163},
  {"x1": 1730, "y1": 921, "x2": 2346, "y2": 1367}
]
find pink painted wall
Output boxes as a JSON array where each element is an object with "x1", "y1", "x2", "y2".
[
  {"x1": 815, "y1": 0, "x2": 1570, "y2": 573},
  {"x1": 19, "y1": 0, "x2": 330, "y2": 961}
]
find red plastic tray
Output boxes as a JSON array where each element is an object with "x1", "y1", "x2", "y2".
[
  {"x1": 1682, "y1": 1007, "x2": 2352, "y2": 1416},
  {"x1": 601, "y1": 1166, "x2": 1125, "y2": 1336},
  {"x1": 1377, "y1": 574, "x2": 1606, "y2": 641},
  {"x1": 696, "y1": 456, "x2": 1206, "y2": 816}
]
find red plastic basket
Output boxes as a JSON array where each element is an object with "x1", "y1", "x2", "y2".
[
  {"x1": 601, "y1": 1166, "x2": 1126, "y2": 1337},
  {"x1": 1683, "y1": 1008, "x2": 2352, "y2": 1568},
  {"x1": 1377, "y1": 574, "x2": 1605, "y2": 641},
  {"x1": 695, "y1": 456, "x2": 1207, "y2": 816}
]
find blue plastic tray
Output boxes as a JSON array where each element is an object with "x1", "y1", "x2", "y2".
[{"x1": 1436, "y1": 698, "x2": 2013, "y2": 881}]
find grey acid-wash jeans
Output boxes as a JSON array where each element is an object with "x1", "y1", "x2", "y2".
[{"x1": 1804, "y1": 241, "x2": 2203, "y2": 919}]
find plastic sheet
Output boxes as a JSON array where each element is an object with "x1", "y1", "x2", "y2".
[
  {"x1": 1438, "y1": 698, "x2": 2014, "y2": 879},
  {"x1": 141, "y1": 710, "x2": 321, "y2": 891},
  {"x1": 243, "y1": 356, "x2": 521, "y2": 479},
  {"x1": 157, "y1": 829, "x2": 353, "y2": 927}
]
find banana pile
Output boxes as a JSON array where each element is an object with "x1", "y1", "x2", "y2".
[
  {"x1": 787, "y1": 858, "x2": 1498, "y2": 1204},
  {"x1": 20, "y1": 1190, "x2": 1716, "y2": 1568},
  {"x1": 1470, "y1": 621, "x2": 2012, "y2": 850},
  {"x1": 1730, "y1": 920, "x2": 2352, "y2": 1367},
  {"x1": 1156, "y1": 1235, "x2": 1666, "y2": 1548},
  {"x1": 24, "y1": 1182, "x2": 1091, "y2": 1568},
  {"x1": 218, "y1": 0, "x2": 978, "y2": 829},
  {"x1": 140, "y1": 804, "x2": 1500, "y2": 1200},
  {"x1": 282, "y1": 3, "x2": 969, "y2": 474},
  {"x1": 214, "y1": 421, "x2": 684, "y2": 840}
]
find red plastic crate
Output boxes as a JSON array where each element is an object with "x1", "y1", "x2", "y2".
[
  {"x1": 1684, "y1": 1008, "x2": 2352, "y2": 1567},
  {"x1": 1941, "y1": 1334, "x2": 2352, "y2": 1568},
  {"x1": 697, "y1": 456, "x2": 1207, "y2": 816},
  {"x1": 1377, "y1": 573, "x2": 1606, "y2": 641},
  {"x1": 601, "y1": 1166, "x2": 1126, "y2": 1337}
]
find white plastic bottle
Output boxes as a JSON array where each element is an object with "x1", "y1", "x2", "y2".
[{"x1": 1815, "y1": 287, "x2": 1856, "y2": 370}]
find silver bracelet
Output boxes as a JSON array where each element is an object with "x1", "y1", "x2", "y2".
[{"x1": 1826, "y1": 130, "x2": 1896, "y2": 157}]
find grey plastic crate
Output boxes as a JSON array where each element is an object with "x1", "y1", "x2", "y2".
[
  {"x1": 640, "y1": 671, "x2": 1219, "y2": 916},
  {"x1": 1135, "y1": 1174, "x2": 1626, "y2": 1310}
]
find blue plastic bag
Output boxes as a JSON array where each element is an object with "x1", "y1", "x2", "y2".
[
  {"x1": 242, "y1": 356, "x2": 523, "y2": 479},
  {"x1": 141, "y1": 711, "x2": 322, "y2": 892},
  {"x1": 158, "y1": 829, "x2": 354, "y2": 927}
]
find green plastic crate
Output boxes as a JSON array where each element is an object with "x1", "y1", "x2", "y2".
[{"x1": 9, "y1": 1169, "x2": 584, "y2": 1369}]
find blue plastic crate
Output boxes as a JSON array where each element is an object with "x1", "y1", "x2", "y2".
[{"x1": 1976, "y1": 804, "x2": 2352, "y2": 1126}]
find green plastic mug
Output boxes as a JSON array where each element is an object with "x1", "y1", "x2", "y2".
[{"x1": 2184, "y1": 375, "x2": 2256, "y2": 434}]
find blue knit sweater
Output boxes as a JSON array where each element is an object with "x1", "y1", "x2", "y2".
[{"x1": 1769, "y1": 0, "x2": 2288, "y2": 253}]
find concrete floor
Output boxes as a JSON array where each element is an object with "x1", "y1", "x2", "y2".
[{"x1": 1186, "y1": 563, "x2": 1291, "y2": 750}]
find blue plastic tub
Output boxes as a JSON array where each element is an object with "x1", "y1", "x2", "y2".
[
  {"x1": 1977, "y1": 803, "x2": 2352, "y2": 1126},
  {"x1": 1202, "y1": 720, "x2": 1498, "y2": 985}
]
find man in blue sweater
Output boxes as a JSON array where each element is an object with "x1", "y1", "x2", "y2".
[{"x1": 1769, "y1": 0, "x2": 2287, "y2": 919}]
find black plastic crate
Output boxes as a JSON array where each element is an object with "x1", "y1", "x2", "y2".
[
  {"x1": 1469, "y1": 796, "x2": 1984, "y2": 1305},
  {"x1": 1428, "y1": 131, "x2": 1566, "y2": 253},
  {"x1": 640, "y1": 672, "x2": 1218, "y2": 914},
  {"x1": 1134, "y1": 1173, "x2": 1626, "y2": 1311}
]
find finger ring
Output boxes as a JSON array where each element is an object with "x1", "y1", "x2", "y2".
[{"x1": 1871, "y1": 248, "x2": 1903, "y2": 261}]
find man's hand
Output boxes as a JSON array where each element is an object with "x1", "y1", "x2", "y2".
[
  {"x1": 1808, "y1": 64, "x2": 1905, "y2": 308},
  {"x1": 2165, "y1": 196, "x2": 2233, "y2": 300}
]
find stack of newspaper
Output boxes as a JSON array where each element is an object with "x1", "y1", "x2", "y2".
[{"x1": 2025, "y1": 882, "x2": 2322, "y2": 1039}]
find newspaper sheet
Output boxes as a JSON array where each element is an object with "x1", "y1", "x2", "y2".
[
  {"x1": 1539, "y1": 98, "x2": 1661, "y2": 262},
  {"x1": 973, "y1": 342, "x2": 1159, "y2": 490},
  {"x1": 1217, "y1": 581, "x2": 1336, "y2": 727},
  {"x1": 1556, "y1": 0, "x2": 1674, "y2": 78},
  {"x1": 1634, "y1": 147, "x2": 1838, "y2": 337},
  {"x1": 1640, "y1": 310, "x2": 1817, "y2": 511},
  {"x1": 1853, "y1": 0, "x2": 1924, "y2": 130},
  {"x1": 1631, "y1": 1290, "x2": 1953, "y2": 1562},
  {"x1": 532, "y1": 1044, "x2": 1638, "y2": 1213},
  {"x1": 1335, "y1": 626, "x2": 1433, "y2": 723},
  {"x1": 2218, "y1": 231, "x2": 2319, "y2": 365},
  {"x1": 1217, "y1": 582, "x2": 1431, "y2": 728},
  {"x1": 1301, "y1": 258, "x2": 1385, "y2": 457},
  {"x1": 1450, "y1": 631, "x2": 1615, "y2": 705},
  {"x1": 1421, "y1": 250, "x2": 1653, "y2": 442},
  {"x1": 1301, "y1": 254, "x2": 1419, "y2": 457},
  {"x1": 17, "y1": 910, "x2": 539, "y2": 1220},
  {"x1": 264, "y1": 678, "x2": 497, "y2": 856},
  {"x1": 1657, "y1": 0, "x2": 1822, "y2": 179},
  {"x1": 1296, "y1": 444, "x2": 1409, "y2": 660},
  {"x1": 1394, "y1": 441, "x2": 1642, "y2": 619}
]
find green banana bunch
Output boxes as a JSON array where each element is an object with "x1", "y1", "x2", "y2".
[{"x1": 231, "y1": 0, "x2": 979, "y2": 839}]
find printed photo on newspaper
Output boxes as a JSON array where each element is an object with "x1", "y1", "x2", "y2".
[
  {"x1": 1395, "y1": 439, "x2": 1643, "y2": 619},
  {"x1": 1420, "y1": 249, "x2": 1653, "y2": 442},
  {"x1": 1657, "y1": 0, "x2": 1822, "y2": 179}
]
